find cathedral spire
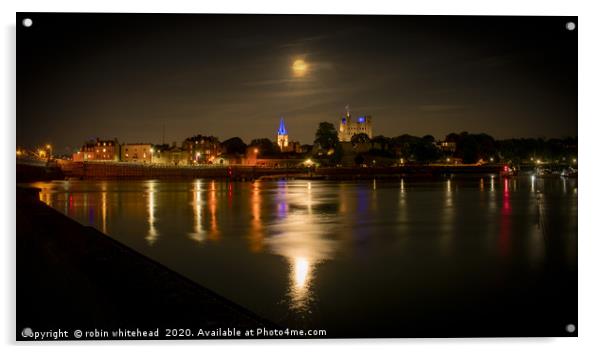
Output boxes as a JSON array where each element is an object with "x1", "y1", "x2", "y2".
[
  {"x1": 277, "y1": 117, "x2": 289, "y2": 151},
  {"x1": 278, "y1": 116, "x2": 288, "y2": 135}
]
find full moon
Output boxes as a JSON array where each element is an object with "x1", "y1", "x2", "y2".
[{"x1": 292, "y1": 59, "x2": 308, "y2": 77}]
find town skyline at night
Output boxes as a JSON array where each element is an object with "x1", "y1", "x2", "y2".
[{"x1": 17, "y1": 14, "x2": 577, "y2": 155}]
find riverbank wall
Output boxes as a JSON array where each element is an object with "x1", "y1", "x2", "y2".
[
  {"x1": 17, "y1": 186, "x2": 277, "y2": 341},
  {"x1": 16, "y1": 161, "x2": 64, "y2": 182},
  {"x1": 56, "y1": 161, "x2": 504, "y2": 180},
  {"x1": 59, "y1": 161, "x2": 306, "y2": 180}
]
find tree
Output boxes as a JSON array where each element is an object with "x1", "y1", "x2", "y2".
[
  {"x1": 411, "y1": 136, "x2": 440, "y2": 163},
  {"x1": 314, "y1": 122, "x2": 339, "y2": 150},
  {"x1": 351, "y1": 133, "x2": 370, "y2": 145},
  {"x1": 370, "y1": 135, "x2": 389, "y2": 151},
  {"x1": 392, "y1": 134, "x2": 421, "y2": 160},
  {"x1": 474, "y1": 133, "x2": 496, "y2": 160},
  {"x1": 249, "y1": 138, "x2": 278, "y2": 156},
  {"x1": 301, "y1": 144, "x2": 314, "y2": 153},
  {"x1": 354, "y1": 154, "x2": 365, "y2": 166},
  {"x1": 422, "y1": 135, "x2": 435, "y2": 144},
  {"x1": 450, "y1": 132, "x2": 496, "y2": 163},
  {"x1": 496, "y1": 137, "x2": 577, "y2": 163},
  {"x1": 313, "y1": 122, "x2": 342, "y2": 165},
  {"x1": 445, "y1": 133, "x2": 460, "y2": 144},
  {"x1": 457, "y1": 133, "x2": 479, "y2": 163},
  {"x1": 332, "y1": 143, "x2": 344, "y2": 164},
  {"x1": 221, "y1": 137, "x2": 247, "y2": 155}
]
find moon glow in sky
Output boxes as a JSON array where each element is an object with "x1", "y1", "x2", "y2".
[{"x1": 292, "y1": 59, "x2": 308, "y2": 77}]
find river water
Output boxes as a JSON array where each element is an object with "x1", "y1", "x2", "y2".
[{"x1": 26, "y1": 175, "x2": 577, "y2": 337}]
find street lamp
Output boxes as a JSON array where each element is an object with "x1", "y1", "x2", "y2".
[
  {"x1": 304, "y1": 158, "x2": 314, "y2": 177},
  {"x1": 45, "y1": 144, "x2": 52, "y2": 160}
]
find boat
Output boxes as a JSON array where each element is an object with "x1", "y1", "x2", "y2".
[
  {"x1": 500, "y1": 165, "x2": 517, "y2": 177},
  {"x1": 561, "y1": 167, "x2": 578, "y2": 178}
]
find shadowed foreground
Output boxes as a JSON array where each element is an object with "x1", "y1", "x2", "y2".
[{"x1": 16, "y1": 187, "x2": 276, "y2": 341}]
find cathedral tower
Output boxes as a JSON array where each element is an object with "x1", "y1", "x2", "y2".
[{"x1": 277, "y1": 117, "x2": 289, "y2": 151}]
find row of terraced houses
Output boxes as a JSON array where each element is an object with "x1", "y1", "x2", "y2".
[{"x1": 72, "y1": 136, "x2": 224, "y2": 166}]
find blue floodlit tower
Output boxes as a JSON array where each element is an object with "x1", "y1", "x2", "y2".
[
  {"x1": 277, "y1": 117, "x2": 289, "y2": 151},
  {"x1": 338, "y1": 105, "x2": 373, "y2": 142}
]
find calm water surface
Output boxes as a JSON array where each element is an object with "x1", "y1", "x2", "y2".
[{"x1": 27, "y1": 176, "x2": 578, "y2": 336}]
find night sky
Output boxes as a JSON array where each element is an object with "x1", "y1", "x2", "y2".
[{"x1": 17, "y1": 13, "x2": 577, "y2": 154}]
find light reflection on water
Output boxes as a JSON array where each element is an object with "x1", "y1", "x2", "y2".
[
  {"x1": 248, "y1": 181, "x2": 263, "y2": 252},
  {"x1": 26, "y1": 176, "x2": 577, "y2": 330},
  {"x1": 146, "y1": 180, "x2": 158, "y2": 245},
  {"x1": 189, "y1": 180, "x2": 204, "y2": 243},
  {"x1": 265, "y1": 180, "x2": 338, "y2": 312}
]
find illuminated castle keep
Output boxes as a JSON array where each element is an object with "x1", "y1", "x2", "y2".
[
  {"x1": 338, "y1": 107, "x2": 373, "y2": 142},
  {"x1": 277, "y1": 117, "x2": 289, "y2": 150}
]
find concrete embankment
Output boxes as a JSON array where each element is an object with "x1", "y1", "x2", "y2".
[
  {"x1": 59, "y1": 161, "x2": 306, "y2": 180},
  {"x1": 17, "y1": 161, "x2": 64, "y2": 182},
  {"x1": 316, "y1": 165, "x2": 503, "y2": 179},
  {"x1": 17, "y1": 187, "x2": 277, "y2": 340},
  {"x1": 57, "y1": 161, "x2": 503, "y2": 180}
]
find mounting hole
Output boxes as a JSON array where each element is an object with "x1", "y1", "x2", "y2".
[
  {"x1": 566, "y1": 323, "x2": 576, "y2": 333},
  {"x1": 566, "y1": 22, "x2": 576, "y2": 31},
  {"x1": 22, "y1": 18, "x2": 33, "y2": 27}
]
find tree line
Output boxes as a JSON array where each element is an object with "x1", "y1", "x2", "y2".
[
  {"x1": 312, "y1": 122, "x2": 577, "y2": 165},
  {"x1": 194, "y1": 123, "x2": 577, "y2": 166}
]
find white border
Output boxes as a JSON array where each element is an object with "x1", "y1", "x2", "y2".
[{"x1": 2, "y1": 1, "x2": 601, "y2": 353}]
